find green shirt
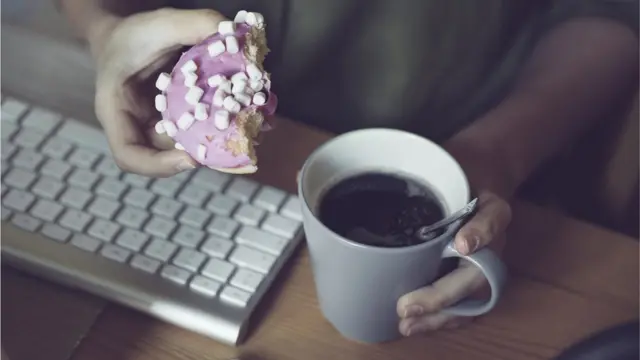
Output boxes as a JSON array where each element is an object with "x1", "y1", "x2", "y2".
[{"x1": 175, "y1": 0, "x2": 638, "y2": 141}]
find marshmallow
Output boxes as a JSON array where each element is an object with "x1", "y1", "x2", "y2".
[
  {"x1": 154, "y1": 120, "x2": 166, "y2": 134},
  {"x1": 154, "y1": 94, "x2": 167, "y2": 112},
  {"x1": 177, "y1": 112, "x2": 195, "y2": 130},
  {"x1": 246, "y1": 12, "x2": 264, "y2": 26},
  {"x1": 218, "y1": 21, "x2": 236, "y2": 35},
  {"x1": 219, "y1": 79, "x2": 233, "y2": 93},
  {"x1": 175, "y1": 143, "x2": 185, "y2": 150},
  {"x1": 234, "y1": 92, "x2": 252, "y2": 107},
  {"x1": 185, "y1": 86, "x2": 204, "y2": 105},
  {"x1": 213, "y1": 89, "x2": 226, "y2": 107},
  {"x1": 231, "y1": 72, "x2": 249, "y2": 84},
  {"x1": 164, "y1": 121, "x2": 178, "y2": 137},
  {"x1": 181, "y1": 60, "x2": 197, "y2": 74},
  {"x1": 207, "y1": 40, "x2": 226, "y2": 57},
  {"x1": 223, "y1": 96, "x2": 241, "y2": 113},
  {"x1": 232, "y1": 80, "x2": 247, "y2": 94},
  {"x1": 253, "y1": 92, "x2": 267, "y2": 106},
  {"x1": 194, "y1": 103, "x2": 208, "y2": 121},
  {"x1": 184, "y1": 72, "x2": 198, "y2": 87},
  {"x1": 214, "y1": 110, "x2": 230, "y2": 130},
  {"x1": 263, "y1": 77, "x2": 272, "y2": 90},
  {"x1": 234, "y1": 10, "x2": 248, "y2": 23},
  {"x1": 207, "y1": 74, "x2": 227, "y2": 88},
  {"x1": 249, "y1": 80, "x2": 263, "y2": 92},
  {"x1": 155, "y1": 72, "x2": 171, "y2": 91},
  {"x1": 225, "y1": 36, "x2": 239, "y2": 54},
  {"x1": 197, "y1": 144, "x2": 207, "y2": 160},
  {"x1": 246, "y1": 63, "x2": 263, "y2": 80}
]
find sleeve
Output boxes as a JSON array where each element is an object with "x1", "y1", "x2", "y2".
[{"x1": 544, "y1": 0, "x2": 639, "y2": 35}]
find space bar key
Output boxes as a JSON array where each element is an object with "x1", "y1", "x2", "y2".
[{"x1": 55, "y1": 120, "x2": 111, "y2": 153}]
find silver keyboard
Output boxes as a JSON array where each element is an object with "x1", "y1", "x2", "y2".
[{"x1": 0, "y1": 95, "x2": 304, "y2": 345}]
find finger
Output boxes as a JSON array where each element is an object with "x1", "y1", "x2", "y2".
[
  {"x1": 397, "y1": 262, "x2": 485, "y2": 317},
  {"x1": 143, "y1": 8, "x2": 227, "y2": 47},
  {"x1": 398, "y1": 312, "x2": 458, "y2": 336},
  {"x1": 454, "y1": 191, "x2": 512, "y2": 255}
]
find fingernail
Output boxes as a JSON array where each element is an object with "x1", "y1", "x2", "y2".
[
  {"x1": 403, "y1": 305, "x2": 424, "y2": 318},
  {"x1": 456, "y1": 239, "x2": 468, "y2": 254},
  {"x1": 176, "y1": 160, "x2": 195, "y2": 172},
  {"x1": 468, "y1": 236, "x2": 480, "y2": 253}
]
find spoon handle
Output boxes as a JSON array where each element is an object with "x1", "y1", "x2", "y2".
[{"x1": 415, "y1": 197, "x2": 478, "y2": 240}]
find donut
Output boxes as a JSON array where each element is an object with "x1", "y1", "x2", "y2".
[{"x1": 153, "y1": 10, "x2": 277, "y2": 174}]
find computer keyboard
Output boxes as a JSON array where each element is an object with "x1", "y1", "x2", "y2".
[{"x1": 0, "y1": 95, "x2": 304, "y2": 345}]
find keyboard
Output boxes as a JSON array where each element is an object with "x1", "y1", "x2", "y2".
[{"x1": 0, "y1": 95, "x2": 304, "y2": 346}]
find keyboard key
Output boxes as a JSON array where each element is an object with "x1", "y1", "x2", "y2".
[
  {"x1": 70, "y1": 234, "x2": 101, "y2": 252},
  {"x1": 122, "y1": 173, "x2": 151, "y2": 188},
  {"x1": 95, "y1": 178, "x2": 128, "y2": 199},
  {"x1": 115, "y1": 207, "x2": 149, "y2": 229},
  {"x1": 201, "y1": 258, "x2": 235, "y2": 283},
  {"x1": 230, "y1": 268, "x2": 264, "y2": 292},
  {"x1": 95, "y1": 157, "x2": 121, "y2": 178},
  {"x1": 177, "y1": 186, "x2": 210, "y2": 207},
  {"x1": 100, "y1": 244, "x2": 131, "y2": 263},
  {"x1": 58, "y1": 209, "x2": 93, "y2": 232},
  {"x1": 233, "y1": 204, "x2": 266, "y2": 226},
  {"x1": 253, "y1": 186, "x2": 286, "y2": 212},
  {"x1": 172, "y1": 248, "x2": 206, "y2": 272},
  {"x1": 220, "y1": 286, "x2": 251, "y2": 307},
  {"x1": 189, "y1": 275, "x2": 222, "y2": 297},
  {"x1": 172, "y1": 225, "x2": 205, "y2": 248},
  {"x1": 178, "y1": 206, "x2": 210, "y2": 229},
  {"x1": 144, "y1": 216, "x2": 177, "y2": 239},
  {"x1": 13, "y1": 128, "x2": 46, "y2": 148},
  {"x1": 151, "y1": 197, "x2": 183, "y2": 218},
  {"x1": 11, "y1": 148, "x2": 44, "y2": 170},
  {"x1": 115, "y1": 229, "x2": 150, "y2": 252},
  {"x1": 1, "y1": 143, "x2": 17, "y2": 160},
  {"x1": 206, "y1": 194, "x2": 239, "y2": 216},
  {"x1": 40, "y1": 223, "x2": 71, "y2": 242},
  {"x1": 1, "y1": 206, "x2": 12, "y2": 220},
  {"x1": 87, "y1": 219, "x2": 121, "y2": 242},
  {"x1": 4, "y1": 168, "x2": 36, "y2": 190},
  {"x1": 161, "y1": 265, "x2": 191, "y2": 285},
  {"x1": 55, "y1": 120, "x2": 110, "y2": 153},
  {"x1": 2, "y1": 97, "x2": 28, "y2": 122},
  {"x1": 235, "y1": 226, "x2": 289, "y2": 256},
  {"x1": 200, "y1": 236, "x2": 234, "y2": 258},
  {"x1": 130, "y1": 254, "x2": 161, "y2": 274},
  {"x1": 190, "y1": 168, "x2": 230, "y2": 192},
  {"x1": 31, "y1": 177, "x2": 65, "y2": 200},
  {"x1": 124, "y1": 188, "x2": 155, "y2": 208},
  {"x1": 67, "y1": 169, "x2": 100, "y2": 190},
  {"x1": 40, "y1": 137, "x2": 73, "y2": 159},
  {"x1": 29, "y1": 199, "x2": 64, "y2": 222},
  {"x1": 1, "y1": 184, "x2": 6, "y2": 196},
  {"x1": 67, "y1": 148, "x2": 100, "y2": 169},
  {"x1": 3, "y1": 189, "x2": 35, "y2": 212},
  {"x1": 21, "y1": 107, "x2": 62, "y2": 133},
  {"x1": 261, "y1": 213, "x2": 301, "y2": 239},
  {"x1": 144, "y1": 238, "x2": 177, "y2": 262},
  {"x1": 150, "y1": 178, "x2": 183, "y2": 198},
  {"x1": 40, "y1": 159, "x2": 72, "y2": 180},
  {"x1": 59, "y1": 188, "x2": 92, "y2": 209},
  {"x1": 87, "y1": 197, "x2": 121, "y2": 219},
  {"x1": 228, "y1": 245, "x2": 276, "y2": 274},
  {"x1": 207, "y1": 216, "x2": 239, "y2": 238},
  {"x1": 280, "y1": 196, "x2": 303, "y2": 221},
  {"x1": 11, "y1": 213, "x2": 42, "y2": 231},
  {"x1": 225, "y1": 177, "x2": 259, "y2": 202},
  {"x1": 1, "y1": 122, "x2": 17, "y2": 140}
]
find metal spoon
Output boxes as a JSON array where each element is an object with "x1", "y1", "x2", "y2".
[{"x1": 414, "y1": 197, "x2": 478, "y2": 241}]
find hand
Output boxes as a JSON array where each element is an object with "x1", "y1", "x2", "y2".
[
  {"x1": 91, "y1": 8, "x2": 226, "y2": 176},
  {"x1": 396, "y1": 191, "x2": 512, "y2": 336}
]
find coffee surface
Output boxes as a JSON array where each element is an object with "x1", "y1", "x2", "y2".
[{"x1": 318, "y1": 172, "x2": 446, "y2": 248}]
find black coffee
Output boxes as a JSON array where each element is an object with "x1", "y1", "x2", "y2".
[{"x1": 318, "y1": 172, "x2": 446, "y2": 248}]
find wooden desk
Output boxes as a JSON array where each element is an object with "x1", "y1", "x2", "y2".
[{"x1": 1, "y1": 24, "x2": 638, "y2": 360}]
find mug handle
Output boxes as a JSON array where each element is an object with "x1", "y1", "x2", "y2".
[{"x1": 439, "y1": 241, "x2": 508, "y2": 316}]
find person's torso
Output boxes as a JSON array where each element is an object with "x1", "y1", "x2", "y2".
[{"x1": 178, "y1": 0, "x2": 548, "y2": 140}]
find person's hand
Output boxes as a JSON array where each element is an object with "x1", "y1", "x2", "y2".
[
  {"x1": 91, "y1": 8, "x2": 226, "y2": 177},
  {"x1": 396, "y1": 191, "x2": 512, "y2": 336}
]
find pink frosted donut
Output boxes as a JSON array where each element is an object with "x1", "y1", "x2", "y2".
[{"x1": 153, "y1": 10, "x2": 277, "y2": 174}]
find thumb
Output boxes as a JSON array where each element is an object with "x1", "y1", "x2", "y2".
[
  {"x1": 142, "y1": 8, "x2": 227, "y2": 47},
  {"x1": 454, "y1": 192, "x2": 511, "y2": 255}
]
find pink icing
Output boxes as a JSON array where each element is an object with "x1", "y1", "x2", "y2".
[{"x1": 162, "y1": 23, "x2": 278, "y2": 169}]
